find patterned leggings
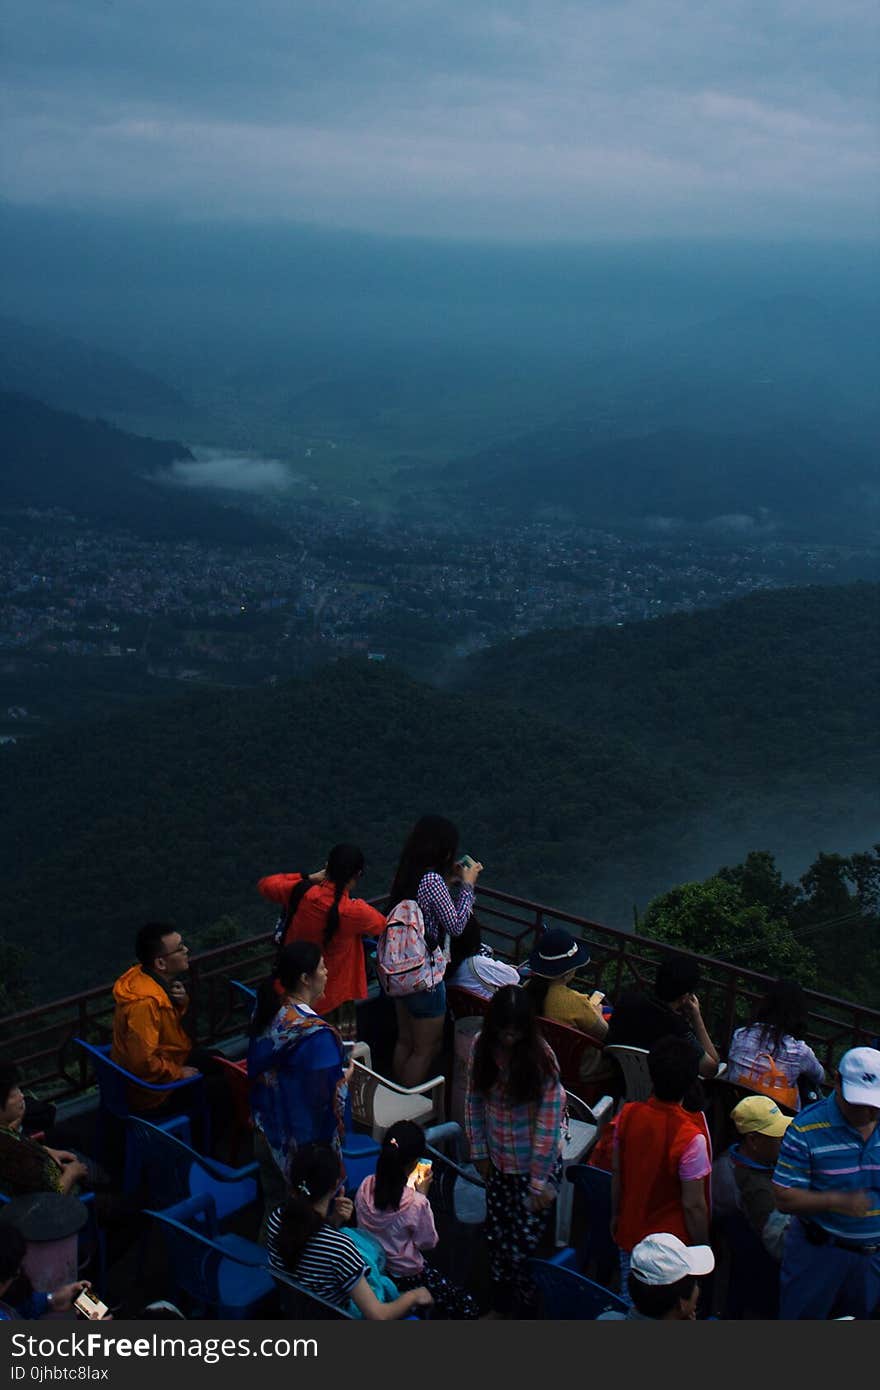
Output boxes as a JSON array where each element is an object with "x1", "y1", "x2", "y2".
[
  {"x1": 396, "y1": 1261, "x2": 480, "y2": 1319},
  {"x1": 485, "y1": 1160, "x2": 561, "y2": 1314}
]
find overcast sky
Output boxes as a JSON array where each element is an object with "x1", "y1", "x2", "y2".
[{"x1": 2, "y1": 0, "x2": 878, "y2": 240}]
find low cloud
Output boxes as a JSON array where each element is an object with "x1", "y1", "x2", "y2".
[{"x1": 165, "y1": 449, "x2": 295, "y2": 494}]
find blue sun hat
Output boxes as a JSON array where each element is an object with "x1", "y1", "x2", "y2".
[{"x1": 526, "y1": 925, "x2": 591, "y2": 978}]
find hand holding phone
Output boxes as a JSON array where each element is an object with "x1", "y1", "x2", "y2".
[
  {"x1": 407, "y1": 1158, "x2": 433, "y2": 1191},
  {"x1": 74, "y1": 1287, "x2": 110, "y2": 1320}
]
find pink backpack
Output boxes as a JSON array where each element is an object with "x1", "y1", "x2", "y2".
[{"x1": 376, "y1": 899, "x2": 447, "y2": 997}]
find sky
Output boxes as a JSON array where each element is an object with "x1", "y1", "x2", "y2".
[{"x1": 2, "y1": 0, "x2": 878, "y2": 241}]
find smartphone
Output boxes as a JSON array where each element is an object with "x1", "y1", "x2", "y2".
[
  {"x1": 406, "y1": 1158, "x2": 433, "y2": 1189},
  {"x1": 457, "y1": 854, "x2": 475, "y2": 870},
  {"x1": 74, "y1": 1288, "x2": 109, "y2": 1320},
  {"x1": 589, "y1": 990, "x2": 605, "y2": 1007}
]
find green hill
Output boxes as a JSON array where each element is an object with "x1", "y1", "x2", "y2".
[
  {"x1": 0, "y1": 660, "x2": 684, "y2": 996},
  {"x1": 0, "y1": 391, "x2": 282, "y2": 546},
  {"x1": 456, "y1": 582, "x2": 880, "y2": 785}
]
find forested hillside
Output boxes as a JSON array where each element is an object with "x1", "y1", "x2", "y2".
[
  {"x1": 458, "y1": 582, "x2": 880, "y2": 783},
  {"x1": 0, "y1": 661, "x2": 684, "y2": 995},
  {"x1": 0, "y1": 391, "x2": 281, "y2": 546}
]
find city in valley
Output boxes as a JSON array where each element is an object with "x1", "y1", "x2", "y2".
[{"x1": 2, "y1": 500, "x2": 876, "y2": 736}]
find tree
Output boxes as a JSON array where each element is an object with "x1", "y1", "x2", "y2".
[{"x1": 641, "y1": 876, "x2": 817, "y2": 984}]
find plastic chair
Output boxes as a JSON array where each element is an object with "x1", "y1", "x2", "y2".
[
  {"x1": 527, "y1": 1256, "x2": 628, "y2": 1319},
  {"x1": 715, "y1": 1207, "x2": 780, "y2": 1319},
  {"x1": 445, "y1": 986, "x2": 493, "y2": 1022},
  {"x1": 271, "y1": 1268, "x2": 357, "y2": 1320},
  {"x1": 565, "y1": 1163, "x2": 616, "y2": 1285},
  {"x1": 555, "y1": 1091, "x2": 613, "y2": 1247},
  {"x1": 229, "y1": 980, "x2": 257, "y2": 1014},
  {"x1": 145, "y1": 1192, "x2": 275, "y2": 1318},
  {"x1": 73, "y1": 1038, "x2": 209, "y2": 1177},
  {"x1": 604, "y1": 1045, "x2": 652, "y2": 1102},
  {"x1": 126, "y1": 1116, "x2": 259, "y2": 1222},
  {"x1": 348, "y1": 1060, "x2": 445, "y2": 1141},
  {"x1": 537, "y1": 1016, "x2": 606, "y2": 1101},
  {"x1": 211, "y1": 1056, "x2": 254, "y2": 1164}
]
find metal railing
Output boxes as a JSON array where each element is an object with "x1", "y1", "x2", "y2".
[{"x1": 1, "y1": 884, "x2": 877, "y2": 1102}]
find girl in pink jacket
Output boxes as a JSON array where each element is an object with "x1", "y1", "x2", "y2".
[{"x1": 354, "y1": 1121, "x2": 479, "y2": 1318}]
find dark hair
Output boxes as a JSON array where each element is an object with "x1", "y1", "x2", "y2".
[
  {"x1": 275, "y1": 1143, "x2": 342, "y2": 1274},
  {"x1": 0, "y1": 1224, "x2": 26, "y2": 1285},
  {"x1": 628, "y1": 1271, "x2": 697, "y2": 1319},
  {"x1": 648, "y1": 1035, "x2": 701, "y2": 1101},
  {"x1": 373, "y1": 1120, "x2": 425, "y2": 1212},
  {"x1": 471, "y1": 985, "x2": 556, "y2": 1106},
  {"x1": 388, "y1": 815, "x2": 460, "y2": 950},
  {"x1": 753, "y1": 979, "x2": 807, "y2": 1052},
  {"x1": 655, "y1": 955, "x2": 700, "y2": 1004},
  {"x1": 323, "y1": 845, "x2": 366, "y2": 948},
  {"x1": 0, "y1": 1059, "x2": 20, "y2": 1111},
  {"x1": 448, "y1": 913, "x2": 482, "y2": 972},
  {"x1": 522, "y1": 974, "x2": 551, "y2": 1016},
  {"x1": 135, "y1": 922, "x2": 177, "y2": 968},
  {"x1": 249, "y1": 940, "x2": 323, "y2": 1037}
]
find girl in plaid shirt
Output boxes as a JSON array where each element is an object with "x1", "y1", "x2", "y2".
[{"x1": 465, "y1": 985, "x2": 565, "y2": 1316}]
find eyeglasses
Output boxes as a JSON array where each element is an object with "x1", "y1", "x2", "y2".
[{"x1": 162, "y1": 942, "x2": 189, "y2": 957}]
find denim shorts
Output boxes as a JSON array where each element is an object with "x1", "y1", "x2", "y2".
[{"x1": 400, "y1": 980, "x2": 447, "y2": 1019}]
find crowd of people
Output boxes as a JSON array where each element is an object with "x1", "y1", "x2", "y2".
[{"x1": 1, "y1": 813, "x2": 879, "y2": 1322}]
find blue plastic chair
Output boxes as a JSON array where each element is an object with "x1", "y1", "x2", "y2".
[
  {"x1": 126, "y1": 1116, "x2": 259, "y2": 1222},
  {"x1": 229, "y1": 980, "x2": 257, "y2": 1013},
  {"x1": 527, "y1": 1257, "x2": 628, "y2": 1319},
  {"x1": 146, "y1": 1192, "x2": 276, "y2": 1319},
  {"x1": 340, "y1": 1087, "x2": 381, "y2": 1193},
  {"x1": 565, "y1": 1163, "x2": 617, "y2": 1285},
  {"x1": 74, "y1": 1038, "x2": 209, "y2": 1179}
]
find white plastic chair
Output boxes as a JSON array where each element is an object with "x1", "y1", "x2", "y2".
[
  {"x1": 555, "y1": 1090, "x2": 614, "y2": 1247},
  {"x1": 348, "y1": 1059, "x2": 446, "y2": 1141}
]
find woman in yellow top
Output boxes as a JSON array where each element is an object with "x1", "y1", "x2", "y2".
[{"x1": 522, "y1": 927, "x2": 609, "y2": 1044}]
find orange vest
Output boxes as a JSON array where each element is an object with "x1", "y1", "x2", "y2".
[{"x1": 615, "y1": 1097, "x2": 710, "y2": 1251}]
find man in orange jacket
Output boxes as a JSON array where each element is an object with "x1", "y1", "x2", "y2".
[{"x1": 112, "y1": 923, "x2": 200, "y2": 1111}]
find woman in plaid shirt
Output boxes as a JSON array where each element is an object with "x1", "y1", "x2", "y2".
[{"x1": 465, "y1": 985, "x2": 566, "y2": 1316}]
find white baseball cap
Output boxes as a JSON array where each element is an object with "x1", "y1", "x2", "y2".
[
  {"x1": 838, "y1": 1047, "x2": 880, "y2": 1106},
  {"x1": 630, "y1": 1233, "x2": 715, "y2": 1286}
]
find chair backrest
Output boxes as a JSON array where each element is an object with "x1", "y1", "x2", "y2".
[
  {"x1": 446, "y1": 985, "x2": 493, "y2": 1021},
  {"x1": 229, "y1": 980, "x2": 257, "y2": 1013},
  {"x1": 348, "y1": 1060, "x2": 444, "y2": 1141},
  {"x1": 271, "y1": 1269, "x2": 356, "y2": 1320},
  {"x1": 73, "y1": 1038, "x2": 131, "y2": 1118},
  {"x1": 604, "y1": 1045, "x2": 652, "y2": 1102},
  {"x1": 146, "y1": 1193, "x2": 269, "y2": 1315},
  {"x1": 527, "y1": 1257, "x2": 628, "y2": 1319},
  {"x1": 211, "y1": 1056, "x2": 253, "y2": 1137},
  {"x1": 537, "y1": 1016, "x2": 603, "y2": 1094},
  {"x1": 127, "y1": 1116, "x2": 258, "y2": 1220},
  {"x1": 565, "y1": 1163, "x2": 616, "y2": 1284}
]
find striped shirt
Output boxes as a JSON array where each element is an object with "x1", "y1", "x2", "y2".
[
  {"x1": 464, "y1": 1036, "x2": 565, "y2": 1193},
  {"x1": 417, "y1": 872, "x2": 474, "y2": 950},
  {"x1": 266, "y1": 1207, "x2": 366, "y2": 1306},
  {"x1": 727, "y1": 1025, "x2": 825, "y2": 1111},
  {"x1": 773, "y1": 1093, "x2": 880, "y2": 1243}
]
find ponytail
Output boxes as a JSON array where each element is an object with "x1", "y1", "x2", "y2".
[
  {"x1": 275, "y1": 1144, "x2": 341, "y2": 1272},
  {"x1": 322, "y1": 844, "x2": 366, "y2": 948},
  {"x1": 373, "y1": 1120, "x2": 425, "y2": 1212}
]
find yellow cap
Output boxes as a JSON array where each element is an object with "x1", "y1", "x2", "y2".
[{"x1": 732, "y1": 1094, "x2": 792, "y2": 1137}]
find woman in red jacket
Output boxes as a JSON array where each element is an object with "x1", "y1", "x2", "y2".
[{"x1": 258, "y1": 845, "x2": 386, "y2": 1040}]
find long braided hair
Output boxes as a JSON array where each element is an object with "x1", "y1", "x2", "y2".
[{"x1": 279, "y1": 845, "x2": 366, "y2": 949}]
